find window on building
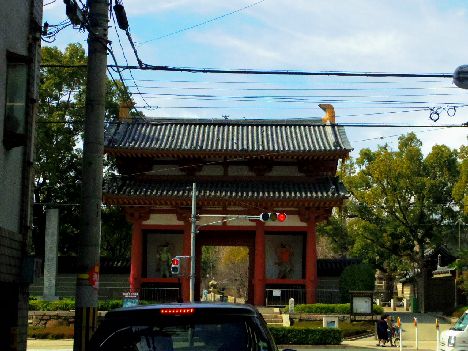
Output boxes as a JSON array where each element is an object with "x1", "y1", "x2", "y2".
[{"x1": 3, "y1": 51, "x2": 28, "y2": 150}]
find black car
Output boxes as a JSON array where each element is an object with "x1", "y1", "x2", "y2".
[{"x1": 89, "y1": 302, "x2": 294, "y2": 351}]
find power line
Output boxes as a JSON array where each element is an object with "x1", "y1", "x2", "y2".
[
  {"x1": 39, "y1": 63, "x2": 453, "y2": 78},
  {"x1": 35, "y1": 119, "x2": 467, "y2": 128},
  {"x1": 110, "y1": 3, "x2": 154, "y2": 111},
  {"x1": 138, "y1": 0, "x2": 267, "y2": 45}
]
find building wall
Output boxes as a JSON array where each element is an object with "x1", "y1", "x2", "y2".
[
  {"x1": 0, "y1": 0, "x2": 42, "y2": 349},
  {"x1": 0, "y1": 0, "x2": 31, "y2": 232}
]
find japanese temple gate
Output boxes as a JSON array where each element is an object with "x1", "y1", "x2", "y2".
[{"x1": 103, "y1": 116, "x2": 352, "y2": 305}]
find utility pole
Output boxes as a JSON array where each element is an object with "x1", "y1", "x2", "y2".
[
  {"x1": 190, "y1": 182, "x2": 196, "y2": 302},
  {"x1": 73, "y1": 0, "x2": 108, "y2": 349}
]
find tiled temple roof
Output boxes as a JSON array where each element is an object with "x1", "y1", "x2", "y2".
[
  {"x1": 103, "y1": 178, "x2": 348, "y2": 205},
  {"x1": 105, "y1": 118, "x2": 352, "y2": 157}
]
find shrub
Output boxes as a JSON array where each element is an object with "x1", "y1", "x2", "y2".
[
  {"x1": 29, "y1": 297, "x2": 153, "y2": 311},
  {"x1": 28, "y1": 299, "x2": 75, "y2": 311},
  {"x1": 452, "y1": 306, "x2": 468, "y2": 318},
  {"x1": 287, "y1": 303, "x2": 383, "y2": 315},
  {"x1": 28, "y1": 326, "x2": 74, "y2": 339},
  {"x1": 269, "y1": 326, "x2": 342, "y2": 345},
  {"x1": 339, "y1": 263, "x2": 376, "y2": 302},
  {"x1": 292, "y1": 320, "x2": 373, "y2": 338}
]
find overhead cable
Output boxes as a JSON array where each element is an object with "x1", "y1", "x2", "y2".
[{"x1": 39, "y1": 63, "x2": 452, "y2": 78}]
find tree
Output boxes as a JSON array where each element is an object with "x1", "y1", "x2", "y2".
[
  {"x1": 217, "y1": 246, "x2": 249, "y2": 300},
  {"x1": 316, "y1": 208, "x2": 354, "y2": 258},
  {"x1": 453, "y1": 145, "x2": 467, "y2": 215},
  {"x1": 34, "y1": 43, "x2": 128, "y2": 260},
  {"x1": 343, "y1": 133, "x2": 461, "y2": 302},
  {"x1": 339, "y1": 263, "x2": 375, "y2": 302}
]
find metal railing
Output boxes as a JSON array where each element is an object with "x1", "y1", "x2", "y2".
[
  {"x1": 265, "y1": 288, "x2": 305, "y2": 306},
  {"x1": 139, "y1": 287, "x2": 181, "y2": 303},
  {"x1": 315, "y1": 288, "x2": 340, "y2": 304},
  {"x1": 265, "y1": 288, "x2": 341, "y2": 306}
]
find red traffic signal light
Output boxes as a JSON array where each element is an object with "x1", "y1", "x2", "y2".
[
  {"x1": 171, "y1": 257, "x2": 180, "y2": 275},
  {"x1": 277, "y1": 212, "x2": 287, "y2": 222},
  {"x1": 259, "y1": 212, "x2": 287, "y2": 222}
]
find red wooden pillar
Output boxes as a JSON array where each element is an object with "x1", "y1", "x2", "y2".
[
  {"x1": 305, "y1": 217, "x2": 318, "y2": 303},
  {"x1": 254, "y1": 221, "x2": 266, "y2": 306},
  {"x1": 127, "y1": 209, "x2": 150, "y2": 293},
  {"x1": 129, "y1": 219, "x2": 143, "y2": 292},
  {"x1": 181, "y1": 220, "x2": 191, "y2": 302}
]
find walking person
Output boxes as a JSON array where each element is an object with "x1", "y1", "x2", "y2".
[
  {"x1": 377, "y1": 314, "x2": 389, "y2": 346},
  {"x1": 387, "y1": 315, "x2": 395, "y2": 346}
]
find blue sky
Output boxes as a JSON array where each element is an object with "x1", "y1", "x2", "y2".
[{"x1": 43, "y1": 0, "x2": 467, "y2": 157}]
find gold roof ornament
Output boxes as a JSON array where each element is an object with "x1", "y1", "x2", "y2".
[
  {"x1": 118, "y1": 100, "x2": 134, "y2": 121},
  {"x1": 319, "y1": 104, "x2": 336, "y2": 124}
]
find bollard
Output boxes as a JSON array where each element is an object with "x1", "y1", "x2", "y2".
[
  {"x1": 436, "y1": 319, "x2": 440, "y2": 351},
  {"x1": 414, "y1": 317, "x2": 418, "y2": 350},
  {"x1": 397, "y1": 317, "x2": 403, "y2": 351},
  {"x1": 288, "y1": 298, "x2": 295, "y2": 313}
]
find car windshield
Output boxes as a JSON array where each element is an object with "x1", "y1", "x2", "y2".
[
  {"x1": 451, "y1": 313, "x2": 468, "y2": 332},
  {"x1": 96, "y1": 320, "x2": 272, "y2": 351}
]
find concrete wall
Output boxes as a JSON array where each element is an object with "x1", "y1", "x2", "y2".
[
  {"x1": 0, "y1": 1, "x2": 31, "y2": 233},
  {"x1": 0, "y1": 0, "x2": 42, "y2": 349}
]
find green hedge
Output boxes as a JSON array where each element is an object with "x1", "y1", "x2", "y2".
[
  {"x1": 286, "y1": 303, "x2": 383, "y2": 315},
  {"x1": 29, "y1": 298, "x2": 151, "y2": 311},
  {"x1": 269, "y1": 326, "x2": 342, "y2": 345}
]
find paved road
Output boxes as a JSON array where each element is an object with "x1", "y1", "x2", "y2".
[{"x1": 26, "y1": 310, "x2": 456, "y2": 351}]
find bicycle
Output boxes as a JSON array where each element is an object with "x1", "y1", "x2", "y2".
[{"x1": 389, "y1": 325, "x2": 400, "y2": 347}]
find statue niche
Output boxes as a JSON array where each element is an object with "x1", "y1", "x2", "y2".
[{"x1": 156, "y1": 243, "x2": 173, "y2": 278}]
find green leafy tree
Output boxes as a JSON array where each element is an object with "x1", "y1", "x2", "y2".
[
  {"x1": 343, "y1": 133, "x2": 460, "y2": 297},
  {"x1": 339, "y1": 263, "x2": 375, "y2": 302},
  {"x1": 34, "y1": 43, "x2": 129, "y2": 260},
  {"x1": 316, "y1": 208, "x2": 354, "y2": 258},
  {"x1": 453, "y1": 145, "x2": 467, "y2": 215}
]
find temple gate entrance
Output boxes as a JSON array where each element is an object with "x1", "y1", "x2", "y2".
[
  {"x1": 103, "y1": 117, "x2": 352, "y2": 304},
  {"x1": 195, "y1": 231, "x2": 255, "y2": 303}
]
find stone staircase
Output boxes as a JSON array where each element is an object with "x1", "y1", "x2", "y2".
[{"x1": 257, "y1": 307, "x2": 286, "y2": 327}]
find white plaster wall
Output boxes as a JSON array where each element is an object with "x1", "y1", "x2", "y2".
[
  {"x1": 199, "y1": 216, "x2": 255, "y2": 227},
  {"x1": 198, "y1": 165, "x2": 223, "y2": 176},
  {"x1": 143, "y1": 213, "x2": 303, "y2": 227},
  {"x1": 228, "y1": 165, "x2": 252, "y2": 176},
  {"x1": 269, "y1": 166, "x2": 300, "y2": 176},
  {"x1": 144, "y1": 214, "x2": 181, "y2": 225},
  {"x1": 151, "y1": 164, "x2": 185, "y2": 176},
  {"x1": 265, "y1": 214, "x2": 303, "y2": 227}
]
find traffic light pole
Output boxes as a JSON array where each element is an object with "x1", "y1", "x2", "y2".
[{"x1": 190, "y1": 182, "x2": 196, "y2": 302}]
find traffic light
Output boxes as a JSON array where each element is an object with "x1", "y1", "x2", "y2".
[
  {"x1": 171, "y1": 257, "x2": 180, "y2": 276},
  {"x1": 260, "y1": 212, "x2": 287, "y2": 222}
]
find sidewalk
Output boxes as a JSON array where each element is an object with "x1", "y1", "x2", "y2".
[{"x1": 27, "y1": 338, "x2": 73, "y2": 350}]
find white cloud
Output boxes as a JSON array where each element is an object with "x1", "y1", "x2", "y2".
[{"x1": 42, "y1": 0, "x2": 468, "y2": 155}]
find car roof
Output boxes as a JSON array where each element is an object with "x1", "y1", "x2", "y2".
[{"x1": 104, "y1": 302, "x2": 259, "y2": 320}]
